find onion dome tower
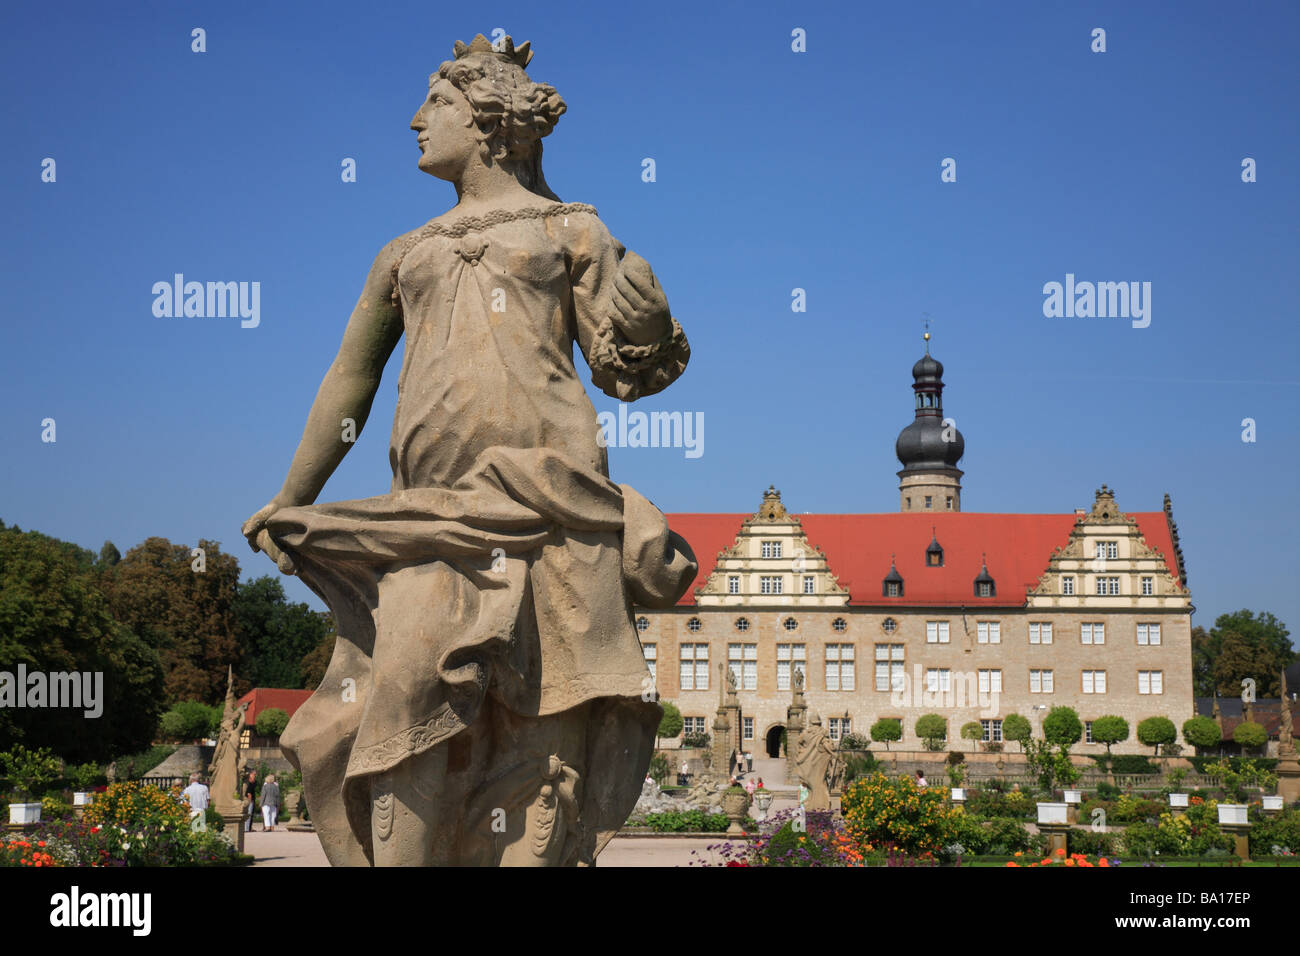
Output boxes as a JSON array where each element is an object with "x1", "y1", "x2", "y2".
[{"x1": 895, "y1": 331, "x2": 964, "y2": 512}]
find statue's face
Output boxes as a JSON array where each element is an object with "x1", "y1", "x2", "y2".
[{"x1": 411, "y1": 77, "x2": 477, "y2": 181}]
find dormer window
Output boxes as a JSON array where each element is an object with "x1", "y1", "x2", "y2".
[
  {"x1": 973, "y1": 559, "x2": 995, "y2": 598},
  {"x1": 926, "y1": 533, "x2": 943, "y2": 567},
  {"x1": 882, "y1": 560, "x2": 904, "y2": 597}
]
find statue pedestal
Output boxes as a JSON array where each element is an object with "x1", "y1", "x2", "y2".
[
  {"x1": 1221, "y1": 824, "x2": 1250, "y2": 863},
  {"x1": 1276, "y1": 757, "x2": 1300, "y2": 805},
  {"x1": 216, "y1": 805, "x2": 245, "y2": 853},
  {"x1": 1038, "y1": 823, "x2": 1069, "y2": 857}
]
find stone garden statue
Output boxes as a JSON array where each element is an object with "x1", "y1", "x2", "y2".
[
  {"x1": 209, "y1": 669, "x2": 249, "y2": 807},
  {"x1": 794, "y1": 711, "x2": 838, "y2": 810},
  {"x1": 241, "y1": 34, "x2": 696, "y2": 866}
]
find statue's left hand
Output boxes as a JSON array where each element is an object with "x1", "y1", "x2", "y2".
[
  {"x1": 241, "y1": 500, "x2": 298, "y2": 575},
  {"x1": 611, "y1": 251, "x2": 672, "y2": 346}
]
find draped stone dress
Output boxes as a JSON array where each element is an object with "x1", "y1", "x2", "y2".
[{"x1": 267, "y1": 202, "x2": 694, "y2": 866}]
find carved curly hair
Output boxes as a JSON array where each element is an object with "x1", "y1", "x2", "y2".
[{"x1": 435, "y1": 53, "x2": 567, "y2": 200}]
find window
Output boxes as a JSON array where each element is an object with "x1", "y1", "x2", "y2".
[
  {"x1": 734, "y1": 617, "x2": 750, "y2": 632},
  {"x1": 1085, "y1": 721, "x2": 1094, "y2": 744},
  {"x1": 783, "y1": 617, "x2": 799, "y2": 631},
  {"x1": 679, "y1": 643, "x2": 709, "y2": 690},
  {"x1": 683, "y1": 716, "x2": 706, "y2": 735},
  {"x1": 802, "y1": 575, "x2": 815, "y2": 594},
  {"x1": 643, "y1": 643, "x2": 656, "y2": 682},
  {"x1": 1061, "y1": 576, "x2": 1075, "y2": 595},
  {"x1": 1137, "y1": 623, "x2": 1161, "y2": 646},
  {"x1": 1138, "y1": 670, "x2": 1163, "y2": 695},
  {"x1": 635, "y1": 615, "x2": 649, "y2": 632},
  {"x1": 761, "y1": 540, "x2": 782, "y2": 559},
  {"x1": 925, "y1": 668, "x2": 951, "y2": 693},
  {"x1": 1029, "y1": 622, "x2": 1053, "y2": 645},
  {"x1": 686, "y1": 617, "x2": 702, "y2": 632},
  {"x1": 976, "y1": 581, "x2": 993, "y2": 597},
  {"x1": 978, "y1": 669, "x2": 1002, "y2": 694},
  {"x1": 926, "y1": 621, "x2": 950, "y2": 644},
  {"x1": 1095, "y1": 576, "x2": 1120, "y2": 596},
  {"x1": 825, "y1": 644, "x2": 855, "y2": 691},
  {"x1": 977, "y1": 621, "x2": 1001, "y2": 644},
  {"x1": 1082, "y1": 670, "x2": 1107, "y2": 694},
  {"x1": 1140, "y1": 576, "x2": 1154, "y2": 596},
  {"x1": 728, "y1": 643, "x2": 757, "y2": 690},
  {"x1": 875, "y1": 643, "x2": 904, "y2": 692},
  {"x1": 727, "y1": 575, "x2": 740, "y2": 594},
  {"x1": 885, "y1": 581, "x2": 901, "y2": 597},
  {"x1": 981, "y1": 719, "x2": 1003, "y2": 743},
  {"x1": 946, "y1": 496, "x2": 953, "y2": 510},
  {"x1": 1096, "y1": 541, "x2": 1118, "y2": 560},
  {"x1": 881, "y1": 617, "x2": 897, "y2": 633},
  {"x1": 1081, "y1": 623, "x2": 1106, "y2": 645},
  {"x1": 832, "y1": 617, "x2": 847, "y2": 632},
  {"x1": 924, "y1": 496, "x2": 933, "y2": 508},
  {"x1": 743, "y1": 717, "x2": 754, "y2": 740},
  {"x1": 760, "y1": 576, "x2": 783, "y2": 594},
  {"x1": 828, "y1": 717, "x2": 851, "y2": 741},
  {"x1": 776, "y1": 643, "x2": 806, "y2": 690},
  {"x1": 1030, "y1": 669, "x2": 1054, "y2": 693}
]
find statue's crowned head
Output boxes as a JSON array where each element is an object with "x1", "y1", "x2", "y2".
[{"x1": 418, "y1": 34, "x2": 566, "y2": 197}]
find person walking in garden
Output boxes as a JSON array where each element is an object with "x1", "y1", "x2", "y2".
[
  {"x1": 243, "y1": 770, "x2": 257, "y2": 832},
  {"x1": 182, "y1": 772, "x2": 209, "y2": 829},
  {"x1": 260, "y1": 773, "x2": 281, "y2": 831},
  {"x1": 679, "y1": 759, "x2": 689, "y2": 787}
]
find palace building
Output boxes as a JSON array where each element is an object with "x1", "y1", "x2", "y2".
[{"x1": 637, "y1": 335, "x2": 1193, "y2": 758}]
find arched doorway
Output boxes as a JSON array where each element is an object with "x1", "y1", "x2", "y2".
[{"x1": 765, "y1": 725, "x2": 784, "y2": 759}]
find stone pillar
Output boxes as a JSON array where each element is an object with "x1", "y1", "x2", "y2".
[
  {"x1": 1222, "y1": 824, "x2": 1250, "y2": 863},
  {"x1": 1039, "y1": 823, "x2": 1069, "y2": 857}
]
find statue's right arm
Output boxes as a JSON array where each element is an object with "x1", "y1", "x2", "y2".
[
  {"x1": 243, "y1": 239, "x2": 406, "y2": 563},
  {"x1": 274, "y1": 239, "x2": 406, "y2": 505}
]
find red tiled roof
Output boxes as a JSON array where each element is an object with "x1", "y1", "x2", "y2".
[
  {"x1": 236, "y1": 688, "x2": 313, "y2": 725},
  {"x1": 667, "y1": 511, "x2": 1181, "y2": 608}
]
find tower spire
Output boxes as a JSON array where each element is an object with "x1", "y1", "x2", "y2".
[{"x1": 895, "y1": 333, "x2": 964, "y2": 513}]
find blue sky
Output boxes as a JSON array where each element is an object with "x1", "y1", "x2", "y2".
[{"x1": 1, "y1": 1, "x2": 1297, "y2": 636}]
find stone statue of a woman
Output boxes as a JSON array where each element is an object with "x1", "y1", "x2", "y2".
[{"x1": 241, "y1": 34, "x2": 695, "y2": 866}]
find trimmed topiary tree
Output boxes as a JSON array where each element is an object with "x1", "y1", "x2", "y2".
[
  {"x1": 1137, "y1": 716, "x2": 1177, "y2": 757},
  {"x1": 915, "y1": 714, "x2": 948, "y2": 751},
  {"x1": 1182, "y1": 716, "x2": 1221, "y2": 753},
  {"x1": 960, "y1": 721, "x2": 983, "y2": 752},
  {"x1": 255, "y1": 707, "x2": 290, "y2": 739},
  {"x1": 1002, "y1": 713, "x2": 1032, "y2": 753},
  {"x1": 1091, "y1": 715, "x2": 1130, "y2": 756},
  {"x1": 870, "y1": 717, "x2": 902, "y2": 751},
  {"x1": 656, "y1": 701, "x2": 683, "y2": 740},
  {"x1": 1233, "y1": 720, "x2": 1267, "y2": 756},
  {"x1": 1043, "y1": 706, "x2": 1083, "y2": 746}
]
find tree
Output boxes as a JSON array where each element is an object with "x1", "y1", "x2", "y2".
[
  {"x1": 159, "y1": 700, "x2": 221, "y2": 741},
  {"x1": 1002, "y1": 713, "x2": 1032, "y2": 753},
  {"x1": 300, "y1": 623, "x2": 337, "y2": 690},
  {"x1": 98, "y1": 537, "x2": 243, "y2": 704},
  {"x1": 870, "y1": 718, "x2": 902, "y2": 751},
  {"x1": 1043, "y1": 706, "x2": 1083, "y2": 746},
  {"x1": 657, "y1": 701, "x2": 683, "y2": 740},
  {"x1": 0, "y1": 523, "x2": 165, "y2": 762},
  {"x1": 234, "y1": 576, "x2": 332, "y2": 690},
  {"x1": 97, "y1": 541, "x2": 121, "y2": 566},
  {"x1": 1137, "y1": 716, "x2": 1177, "y2": 756},
  {"x1": 1192, "y1": 610, "x2": 1294, "y2": 698},
  {"x1": 1232, "y1": 720, "x2": 1267, "y2": 755},
  {"x1": 256, "y1": 707, "x2": 291, "y2": 738},
  {"x1": 1090, "y1": 715, "x2": 1129, "y2": 756},
  {"x1": 960, "y1": 721, "x2": 983, "y2": 752},
  {"x1": 1182, "y1": 716, "x2": 1221, "y2": 753},
  {"x1": 915, "y1": 714, "x2": 947, "y2": 751}
]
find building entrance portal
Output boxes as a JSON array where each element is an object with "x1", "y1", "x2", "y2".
[{"x1": 765, "y1": 725, "x2": 784, "y2": 759}]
